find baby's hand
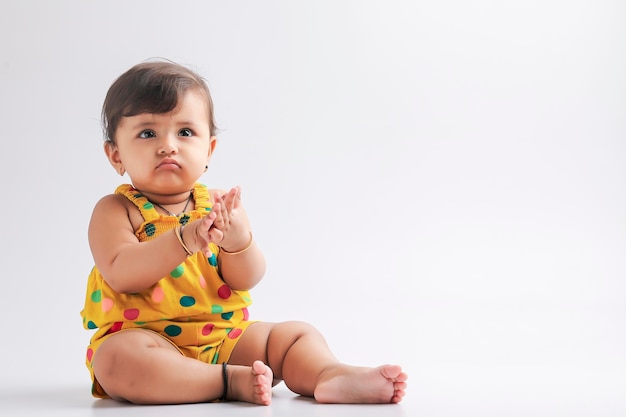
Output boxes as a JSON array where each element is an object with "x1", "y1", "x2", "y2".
[
  {"x1": 185, "y1": 210, "x2": 218, "y2": 255},
  {"x1": 208, "y1": 186, "x2": 250, "y2": 251}
]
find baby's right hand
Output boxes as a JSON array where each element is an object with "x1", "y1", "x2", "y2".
[{"x1": 183, "y1": 210, "x2": 217, "y2": 256}]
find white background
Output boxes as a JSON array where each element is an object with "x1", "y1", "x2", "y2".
[{"x1": 0, "y1": 1, "x2": 625, "y2": 416}]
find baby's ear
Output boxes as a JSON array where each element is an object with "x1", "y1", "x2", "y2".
[
  {"x1": 104, "y1": 141, "x2": 124, "y2": 174},
  {"x1": 207, "y1": 135, "x2": 218, "y2": 160}
]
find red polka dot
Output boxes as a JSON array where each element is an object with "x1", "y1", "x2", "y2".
[
  {"x1": 228, "y1": 328, "x2": 242, "y2": 339},
  {"x1": 86, "y1": 348, "x2": 94, "y2": 362},
  {"x1": 217, "y1": 285, "x2": 232, "y2": 299},
  {"x1": 123, "y1": 308, "x2": 140, "y2": 320},
  {"x1": 202, "y1": 323, "x2": 214, "y2": 336},
  {"x1": 242, "y1": 307, "x2": 249, "y2": 321},
  {"x1": 106, "y1": 321, "x2": 123, "y2": 335}
]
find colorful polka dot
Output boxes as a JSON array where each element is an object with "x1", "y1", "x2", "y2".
[
  {"x1": 211, "y1": 304, "x2": 223, "y2": 314},
  {"x1": 180, "y1": 296, "x2": 196, "y2": 307},
  {"x1": 242, "y1": 307, "x2": 249, "y2": 321},
  {"x1": 221, "y1": 311, "x2": 234, "y2": 320},
  {"x1": 164, "y1": 325, "x2": 182, "y2": 337},
  {"x1": 199, "y1": 275, "x2": 207, "y2": 289},
  {"x1": 143, "y1": 202, "x2": 154, "y2": 210},
  {"x1": 228, "y1": 328, "x2": 243, "y2": 339},
  {"x1": 101, "y1": 298, "x2": 114, "y2": 312},
  {"x1": 207, "y1": 253, "x2": 217, "y2": 266},
  {"x1": 170, "y1": 265, "x2": 184, "y2": 278},
  {"x1": 152, "y1": 286, "x2": 164, "y2": 303},
  {"x1": 123, "y1": 308, "x2": 140, "y2": 320},
  {"x1": 86, "y1": 348, "x2": 94, "y2": 362},
  {"x1": 90, "y1": 290, "x2": 102, "y2": 303},
  {"x1": 87, "y1": 321, "x2": 97, "y2": 329},
  {"x1": 144, "y1": 223, "x2": 156, "y2": 236},
  {"x1": 105, "y1": 321, "x2": 123, "y2": 335},
  {"x1": 202, "y1": 323, "x2": 214, "y2": 335},
  {"x1": 217, "y1": 285, "x2": 231, "y2": 299}
]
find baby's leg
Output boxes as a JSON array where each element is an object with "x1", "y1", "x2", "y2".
[
  {"x1": 229, "y1": 321, "x2": 408, "y2": 404},
  {"x1": 92, "y1": 329, "x2": 272, "y2": 405}
]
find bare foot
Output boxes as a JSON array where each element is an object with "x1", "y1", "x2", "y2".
[
  {"x1": 227, "y1": 360, "x2": 273, "y2": 405},
  {"x1": 314, "y1": 364, "x2": 408, "y2": 404}
]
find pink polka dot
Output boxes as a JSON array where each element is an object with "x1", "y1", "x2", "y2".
[
  {"x1": 152, "y1": 286, "x2": 164, "y2": 303},
  {"x1": 86, "y1": 348, "x2": 94, "y2": 362},
  {"x1": 228, "y1": 328, "x2": 243, "y2": 339},
  {"x1": 242, "y1": 307, "x2": 249, "y2": 321},
  {"x1": 217, "y1": 285, "x2": 232, "y2": 299},
  {"x1": 202, "y1": 323, "x2": 214, "y2": 336},
  {"x1": 123, "y1": 308, "x2": 140, "y2": 320},
  {"x1": 101, "y1": 298, "x2": 114, "y2": 312},
  {"x1": 199, "y1": 275, "x2": 207, "y2": 289}
]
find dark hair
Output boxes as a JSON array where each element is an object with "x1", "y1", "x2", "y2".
[{"x1": 102, "y1": 60, "x2": 217, "y2": 144}]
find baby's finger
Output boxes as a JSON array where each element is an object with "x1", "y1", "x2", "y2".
[
  {"x1": 224, "y1": 187, "x2": 238, "y2": 212},
  {"x1": 232, "y1": 186, "x2": 242, "y2": 209},
  {"x1": 208, "y1": 227, "x2": 224, "y2": 243},
  {"x1": 212, "y1": 201, "x2": 225, "y2": 226}
]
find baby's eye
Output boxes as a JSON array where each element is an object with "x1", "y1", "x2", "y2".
[
  {"x1": 179, "y1": 128, "x2": 193, "y2": 137},
  {"x1": 139, "y1": 130, "x2": 156, "y2": 139}
]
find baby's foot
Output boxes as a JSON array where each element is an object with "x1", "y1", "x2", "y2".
[
  {"x1": 314, "y1": 364, "x2": 407, "y2": 404},
  {"x1": 227, "y1": 360, "x2": 273, "y2": 405}
]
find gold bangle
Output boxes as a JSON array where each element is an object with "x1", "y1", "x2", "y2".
[
  {"x1": 175, "y1": 224, "x2": 193, "y2": 256},
  {"x1": 219, "y1": 232, "x2": 254, "y2": 255}
]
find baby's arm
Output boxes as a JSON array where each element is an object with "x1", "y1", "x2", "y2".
[
  {"x1": 184, "y1": 187, "x2": 266, "y2": 291},
  {"x1": 88, "y1": 194, "x2": 215, "y2": 294}
]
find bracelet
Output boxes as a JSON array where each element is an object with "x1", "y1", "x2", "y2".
[
  {"x1": 174, "y1": 224, "x2": 193, "y2": 256},
  {"x1": 220, "y1": 362, "x2": 228, "y2": 401},
  {"x1": 219, "y1": 232, "x2": 254, "y2": 255}
]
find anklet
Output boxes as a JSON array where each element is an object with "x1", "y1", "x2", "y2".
[{"x1": 220, "y1": 362, "x2": 228, "y2": 401}]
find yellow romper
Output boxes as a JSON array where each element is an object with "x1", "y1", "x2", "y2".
[{"x1": 80, "y1": 183, "x2": 254, "y2": 398}]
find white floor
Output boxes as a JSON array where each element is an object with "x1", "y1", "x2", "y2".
[{"x1": 0, "y1": 383, "x2": 412, "y2": 417}]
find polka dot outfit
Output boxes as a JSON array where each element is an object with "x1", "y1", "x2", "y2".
[{"x1": 80, "y1": 183, "x2": 254, "y2": 398}]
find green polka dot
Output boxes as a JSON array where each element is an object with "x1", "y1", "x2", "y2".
[
  {"x1": 170, "y1": 265, "x2": 184, "y2": 278},
  {"x1": 87, "y1": 321, "x2": 97, "y2": 329},
  {"x1": 211, "y1": 304, "x2": 223, "y2": 314},
  {"x1": 208, "y1": 253, "x2": 217, "y2": 266},
  {"x1": 221, "y1": 311, "x2": 234, "y2": 320},
  {"x1": 180, "y1": 296, "x2": 196, "y2": 307},
  {"x1": 90, "y1": 290, "x2": 102, "y2": 303},
  {"x1": 143, "y1": 202, "x2": 154, "y2": 210},
  {"x1": 144, "y1": 223, "x2": 156, "y2": 236},
  {"x1": 164, "y1": 325, "x2": 182, "y2": 337},
  {"x1": 243, "y1": 296, "x2": 252, "y2": 303}
]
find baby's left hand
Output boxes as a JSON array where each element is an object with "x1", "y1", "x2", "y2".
[{"x1": 208, "y1": 186, "x2": 250, "y2": 251}]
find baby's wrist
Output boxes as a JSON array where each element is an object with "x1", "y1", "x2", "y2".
[{"x1": 220, "y1": 232, "x2": 254, "y2": 255}]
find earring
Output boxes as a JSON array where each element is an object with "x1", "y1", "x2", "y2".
[
  {"x1": 205, "y1": 165, "x2": 208, "y2": 172},
  {"x1": 119, "y1": 167, "x2": 125, "y2": 176}
]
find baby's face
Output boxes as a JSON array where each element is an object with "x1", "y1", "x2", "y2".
[{"x1": 109, "y1": 90, "x2": 215, "y2": 196}]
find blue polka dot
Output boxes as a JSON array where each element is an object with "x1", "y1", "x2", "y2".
[
  {"x1": 87, "y1": 321, "x2": 97, "y2": 329},
  {"x1": 144, "y1": 223, "x2": 156, "y2": 236},
  {"x1": 164, "y1": 325, "x2": 182, "y2": 337},
  {"x1": 208, "y1": 253, "x2": 217, "y2": 266},
  {"x1": 180, "y1": 296, "x2": 196, "y2": 307},
  {"x1": 221, "y1": 311, "x2": 234, "y2": 320}
]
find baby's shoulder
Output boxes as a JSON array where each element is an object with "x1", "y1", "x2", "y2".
[{"x1": 92, "y1": 193, "x2": 134, "y2": 217}]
